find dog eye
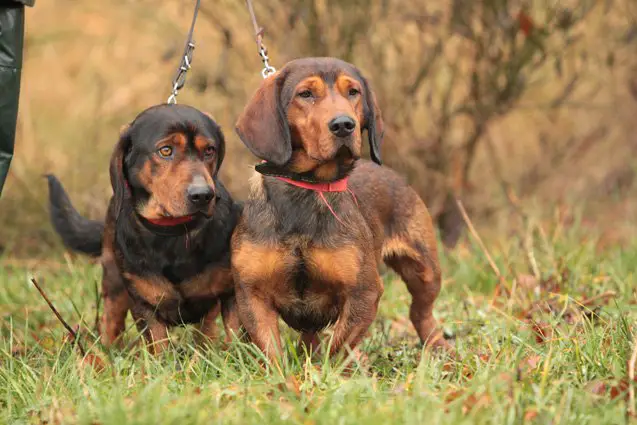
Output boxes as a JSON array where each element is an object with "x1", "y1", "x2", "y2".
[
  {"x1": 297, "y1": 90, "x2": 313, "y2": 99},
  {"x1": 158, "y1": 146, "x2": 173, "y2": 158},
  {"x1": 203, "y1": 146, "x2": 216, "y2": 157},
  {"x1": 348, "y1": 88, "x2": 360, "y2": 97}
]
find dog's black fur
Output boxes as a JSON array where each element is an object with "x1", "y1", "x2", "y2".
[{"x1": 48, "y1": 104, "x2": 242, "y2": 352}]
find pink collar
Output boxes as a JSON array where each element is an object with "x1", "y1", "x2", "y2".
[{"x1": 273, "y1": 176, "x2": 349, "y2": 192}]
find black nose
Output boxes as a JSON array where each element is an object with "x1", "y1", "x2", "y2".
[
  {"x1": 187, "y1": 185, "x2": 215, "y2": 208},
  {"x1": 328, "y1": 115, "x2": 356, "y2": 137}
]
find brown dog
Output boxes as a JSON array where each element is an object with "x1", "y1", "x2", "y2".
[
  {"x1": 47, "y1": 104, "x2": 242, "y2": 353},
  {"x1": 231, "y1": 57, "x2": 450, "y2": 360}
]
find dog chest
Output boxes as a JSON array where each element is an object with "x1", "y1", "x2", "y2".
[
  {"x1": 233, "y1": 240, "x2": 362, "y2": 287},
  {"x1": 123, "y1": 267, "x2": 231, "y2": 324},
  {"x1": 273, "y1": 245, "x2": 360, "y2": 331},
  {"x1": 303, "y1": 245, "x2": 361, "y2": 284}
]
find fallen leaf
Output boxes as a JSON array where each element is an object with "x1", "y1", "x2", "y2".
[
  {"x1": 62, "y1": 324, "x2": 81, "y2": 344},
  {"x1": 517, "y1": 11, "x2": 535, "y2": 36},
  {"x1": 442, "y1": 361, "x2": 472, "y2": 379},
  {"x1": 445, "y1": 389, "x2": 490, "y2": 415},
  {"x1": 445, "y1": 388, "x2": 464, "y2": 404},
  {"x1": 462, "y1": 392, "x2": 491, "y2": 415},
  {"x1": 586, "y1": 380, "x2": 607, "y2": 396},
  {"x1": 39, "y1": 335, "x2": 56, "y2": 351},
  {"x1": 523, "y1": 355, "x2": 542, "y2": 371},
  {"x1": 276, "y1": 376, "x2": 301, "y2": 397},
  {"x1": 496, "y1": 372, "x2": 514, "y2": 384},
  {"x1": 531, "y1": 321, "x2": 552, "y2": 343},
  {"x1": 609, "y1": 380, "x2": 629, "y2": 400},
  {"x1": 80, "y1": 353, "x2": 106, "y2": 373},
  {"x1": 517, "y1": 274, "x2": 539, "y2": 291},
  {"x1": 524, "y1": 409, "x2": 539, "y2": 421},
  {"x1": 586, "y1": 379, "x2": 630, "y2": 400},
  {"x1": 11, "y1": 344, "x2": 27, "y2": 357},
  {"x1": 478, "y1": 352, "x2": 491, "y2": 363},
  {"x1": 540, "y1": 265, "x2": 570, "y2": 294}
]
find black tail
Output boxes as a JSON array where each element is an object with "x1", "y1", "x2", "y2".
[{"x1": 46, "y1": 175, "x2": 104, "y2": 257}]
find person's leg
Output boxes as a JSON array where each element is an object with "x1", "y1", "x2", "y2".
[{"x1": 0, "y1": 4, "x2": 25, "y2": 196}]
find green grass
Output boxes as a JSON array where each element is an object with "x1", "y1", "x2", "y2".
[{"x1": 1, "y1": 222, "x2": 636, "y2": 425}]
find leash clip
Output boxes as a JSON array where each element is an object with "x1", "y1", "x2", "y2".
[
  {"x1": 167, "y1": 0, "x2": 200, "y2": 104},
  {"x1": 168, "y1": 41, "x2": 196, "y2": 104},
  {"x1": 259, "y1": 44, "x2": 276, "y2": 78},
  {"x1": 246, "y1": 0, "x2": 277, "y2": 79}
]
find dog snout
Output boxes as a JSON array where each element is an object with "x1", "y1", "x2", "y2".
[
  {"x1": 187, "y1": 182, "x2": 215, "y2": 209},
  {"x1": 328, "y1": 115, "x2": 356, "y2": 138}
]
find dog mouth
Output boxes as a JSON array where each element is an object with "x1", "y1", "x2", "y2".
[
  {"x1": 306, "y1": 144, "x2": 358, "y2": 165},
  {"x1": 161, "y1": 210, "x2": 213, "y2": 221},
  {"x1": 143, "y1": 204, "x2": 213, "y2": 225},
  {"x1": 137, "y1": 209, "x2": 211, "y2": 235},
  {"x1": 335, "y1": 145, "x2": 358, "y2": 163}
]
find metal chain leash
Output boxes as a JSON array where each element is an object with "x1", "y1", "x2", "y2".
[
  {"x1": 245, "y1": 0, "x2": 276, "y2": 79},
  {"x1": 167, "y1": 0, "x2": 201, "y2": 104}
]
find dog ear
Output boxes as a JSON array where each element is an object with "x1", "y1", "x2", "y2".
[
  {"x1": 235, "y1": 71, "x2": 292, "y2": 166},
  {"x1": 109, "y1": 126, "x2": 131, "y2": 217},
  {"x1": 214, "y1": 128, "x2": 226, "y2": 176},
  {"x1": 359, "y1": 75, "x2": 384, "y2": 165},
  {"x1": 203, "y1": 111, "x2": 226, "y2": 175}
]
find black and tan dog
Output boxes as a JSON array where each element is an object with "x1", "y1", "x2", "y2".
[
  {"x1": 47, "y1": 104, "x2": 242, "y2": 354},
  {"x1": 232, "y1": 57, "x2": 451, "y2": 360}
]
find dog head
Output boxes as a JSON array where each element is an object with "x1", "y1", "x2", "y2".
[
  {"x1": 236, "y1": 57, "x2": 384, "y2": 182},
  {"x1": 110, "y1": 104, "x2": 225, "y2": 222}
]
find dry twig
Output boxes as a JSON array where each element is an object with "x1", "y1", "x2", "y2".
[
  {"x1": 579, "y1": 291, "x2": 617, "y2": 307},
  {"x1": 94, "y1": 280, "x2": 102, "y2": 334},
  {"x1": 30, "y1": 277, "x2": 86, "y2": 356},
  {"x1": 456, "y1": 199, "x2": 501, "y2": 279},
  {"x1": 484, "y1": 131, "x2": 543, "y2": 278},
  {"x1": 629, "y1": 333, "x2": 637, "y2": 418}
]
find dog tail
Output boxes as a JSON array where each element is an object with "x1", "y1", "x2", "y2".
[{"x1": 46, "y1": 174, "x2": 104, "y2": 257}]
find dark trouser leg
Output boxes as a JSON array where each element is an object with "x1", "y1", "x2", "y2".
[{"x1": 0, "y1": 5, "x2": 25, "y2": 196}]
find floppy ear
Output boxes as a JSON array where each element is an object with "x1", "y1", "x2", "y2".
[
  {"x1": 235, "y1": 72, "x2": 292, "y2": 166},
  {"x1": 203, "y1": 112, "x2": 226, "y2": 175},
  {"x1": 109, "y1": 126, "x2": 131, "y2": 218},
  {"x1": 360, "y1": 75, "x2": 385, "y2": 165},
  {"x1": 214, "y1": 129, "x2": 226, "y2": 175}
]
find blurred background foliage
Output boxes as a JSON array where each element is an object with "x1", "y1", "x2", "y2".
[{"x1": 1, "y1": 0, "x2": 636, "y2": 256}]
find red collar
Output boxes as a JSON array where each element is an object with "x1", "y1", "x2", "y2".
[
  {"x1": 257, "y1": 160, "x2": 349, "y2": 192},
  {"x1": 261, "y1": 164, "x2": 357, "y2": 226},
  {"x1": 273, "y1": 176, "x2": 349, "y2": 192},
  {"x1": 144, "y1": 215, "x2": 195, "y2": 226}
]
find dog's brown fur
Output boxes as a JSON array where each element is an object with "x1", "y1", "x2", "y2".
[{"x1": 232, "y1": 57, "x2": 450, "y2": 360}]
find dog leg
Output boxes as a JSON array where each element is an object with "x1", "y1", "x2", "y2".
[
  {"x1": 220, "y1": 294, "x2": 244, "y2": 343},
  {"x1": 235, "y1": 283, "x2": 281, "y2": 360},
  {"x1": 196, "y1": 300, "x2": 221, "y2": 346},
  {"x1": 328, "y1": 275, "x2": 382, "y2": 357},
  {"x1": 299, "y1": 332, "x2": 321, "y2": 357},
  {"x1": 101, "y1": 256, "x2": 130, "y2": 347},
  {"x1": 385, "y1": 253, "x2": 450, "y2": 351},
  {"x1": 131, "y1": 308, "x2": 169, "y2": 355}
]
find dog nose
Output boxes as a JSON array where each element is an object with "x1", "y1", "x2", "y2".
[
  {"x1": 187, "y1": 184, "x2": 215, "y2": 208},
  {"x1": 328, "y1": 115, "x2": 356, "y2": 137}
]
